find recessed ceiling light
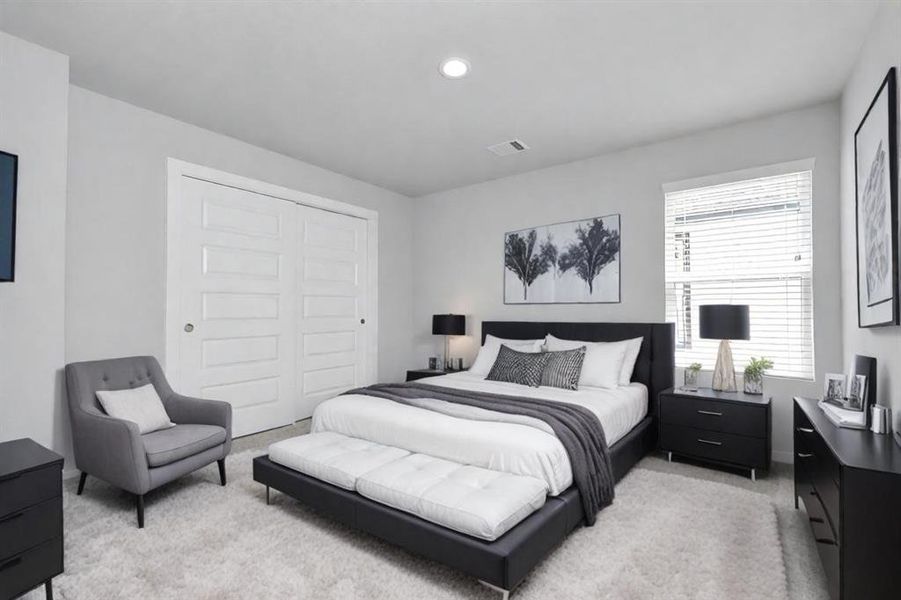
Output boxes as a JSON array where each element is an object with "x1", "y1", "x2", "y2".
[{"x1": 439, "y1": 57, "x2": 470, "y2": 79}]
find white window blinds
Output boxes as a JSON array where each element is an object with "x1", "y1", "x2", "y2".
[{"x1": 664, "y1": 168, "x2": 814, "y2": 380}]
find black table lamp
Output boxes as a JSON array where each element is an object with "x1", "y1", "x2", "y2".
[
  {"x1": 699, "y1": 304, "x2": 750, "y2": 392},
  {"x1": 432, "y1": 314, "x2": 465, "y2": 371}
]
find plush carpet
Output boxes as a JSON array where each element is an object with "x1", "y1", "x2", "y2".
[{"x1": 34, "y1": 451, "x2": 789, "y2": 599}]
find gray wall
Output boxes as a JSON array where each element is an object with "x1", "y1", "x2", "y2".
[
  {"x1": 0, "y1": 33, "x2": 69, "y2": 453},
  {"x1": 840, "y1": 1, "x2": 901, "y2": 425},
  {"x1": 66, "y1": 87, "x2": 415, "y2": 387},
  {"x1": 413, "y1": 102, "x2": 843, "y2": 462}
]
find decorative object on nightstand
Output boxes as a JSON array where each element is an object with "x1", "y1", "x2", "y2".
[
  {"x1": 742, "y1": 357, "x2": 772, "y2": 395},
  {"x1": 0, "y1": 438, "x2": 64, "y2": 600},
  {"x1": 432, "y1": 314, "x2": 465, "y2": 370},
  {"x1": 406, "y1": 369, "x2": 449, "y2": 382},
  {"x1": 699, "y1": 304, "x2": 750, "y2": 392},
  {"x1": 659, "y1": 387, "x2": 770, "y2": 481},
  {"x1": 682, "y1": 362, "x2": 702, "y2": 391}
]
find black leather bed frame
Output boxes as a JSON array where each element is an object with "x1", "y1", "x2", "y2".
[{"x1": 253, "y1": 321, "x2": 674, "y2": 595}]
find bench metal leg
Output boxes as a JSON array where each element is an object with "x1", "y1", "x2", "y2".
[
  {"x1": 266, "y1": 485, "x2": 270, "y2": 505},
  {"x1": 479, "y1": 580, "x2": 510, "y2": 600},
  {"x1": 76, "y1": 472, "x2": 87, "y2": 495}
]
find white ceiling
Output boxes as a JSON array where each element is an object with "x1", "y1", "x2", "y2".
[{"x1": 0, "y1": 1, "x2": 878, "y2": 197}]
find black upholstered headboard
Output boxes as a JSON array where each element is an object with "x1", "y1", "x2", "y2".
[{"x1": 481, "y1": 321, "x2": 675, "y2": 415}]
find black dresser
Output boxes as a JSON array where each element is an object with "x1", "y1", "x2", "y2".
[
  {"x1": 0, "y1": 438, "x2": 63, "y2": 600},
  {"x1": 659, "y1": 387, "x2": 771, "y2": 480},
  {"x1": 794, "y1": 397, "x2": 901, "y2": 600}
]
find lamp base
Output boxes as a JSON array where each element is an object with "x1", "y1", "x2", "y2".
[{"x1": 712, "y1": 339, "x2": 737, "y2": 392}]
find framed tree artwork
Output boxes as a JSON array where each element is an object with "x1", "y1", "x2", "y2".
[
  {"x1": 855, "y1": 67, "x2": 898, "y2": 327},
  {"x1": 503, "y1": 214, "x2": 621, "y2": 304}
]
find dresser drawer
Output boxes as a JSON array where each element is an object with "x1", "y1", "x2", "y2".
[
  {"x1": 0, "y1": 465, "x2": 60, "y2": 516},
  {"x1": 0, "y1": 536, "x2": 63, "y2": 600},
  {"x1": 0, "y1": 496, "x2": 62, "y2": 561},
  {"x1": 661, "y1": 395, "x2": 766, "y2": 438},
  {"x1": 660, "y1": 424, "x2": 768, "y2": 469}
]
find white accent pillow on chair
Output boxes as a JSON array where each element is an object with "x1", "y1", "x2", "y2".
[{"x1": 96, "y1": 384, "x2": 175, "y2": 434}]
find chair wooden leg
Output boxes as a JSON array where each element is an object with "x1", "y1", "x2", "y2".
[
  {"x1": 76, "y1": 472, "x2": 87, "y2": 495},
  {"x1": 217, "y1": 459, "x2": 226, "y2": 486},
  {"x1": 136, "y1": 494, "x2": 145, "y2": 529}
]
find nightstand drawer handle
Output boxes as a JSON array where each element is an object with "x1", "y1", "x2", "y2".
[
  {"x1": 697, "y1": 438, "x2": 722, "y2": 446},
  {"x1": 797, "y1": 453, "x2": 813, "y2": 458},
  {"x1": 697, "y1": 410, "x2": 723, "y2": 416},
  {"x1": 797, "y1": 427, "x2": 814, "y2": 433},
  {"x1": 0, "y1": 556, "x2": 22, "y2": 573}
]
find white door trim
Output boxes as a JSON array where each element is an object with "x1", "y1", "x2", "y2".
[{"x1": 165, "y1": 158, "x2": 379, "y2": 397}]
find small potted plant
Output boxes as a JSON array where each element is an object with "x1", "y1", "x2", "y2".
[
  {"x1": 683, "y1": 362, "x2": 702, "y2": 391},
  {"x1": 743, "y1": 357, "x2": 773, "y2": 395}
]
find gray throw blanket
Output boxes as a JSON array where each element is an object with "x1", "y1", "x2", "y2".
[{"x1": 343, "y1": 382, "x2": 614, "y2": 525}]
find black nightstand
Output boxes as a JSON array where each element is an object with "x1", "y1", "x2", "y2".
[
  {"x1": 0, "y1": 438, "x2": 64, "y2": 600},
  {"x1": 658, "y1": 387, "x2": 771, "y2": 481},
  {"x1": 406, "y1": 369, "x2": 465, "y2": 382}
]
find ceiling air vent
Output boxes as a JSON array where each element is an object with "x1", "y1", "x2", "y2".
[{"x1": 486, "y1": 139, "x2": 530, "y2": 157}]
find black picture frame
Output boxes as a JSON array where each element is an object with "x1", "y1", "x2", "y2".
[
  {"x1": 0, "y1": 150, "x2": 18, "y2": 283},
  {"x1": 855, "y1": 67, "x2": 899, "y2": 327},
  {"x1": 502, "y1": 213, "x2": 622, "y2": 305}
]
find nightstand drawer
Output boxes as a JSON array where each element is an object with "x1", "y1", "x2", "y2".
[
  {"x1": 660, "y1": 424, "x2": 768, "y2": 469},
  {"x1": 661, "y1": 395, "x2": 766, "y2": 438},
  {"x1": 0, "y1": 496, "x2": 62, "y2": 561},
  {"x1": 0, "y1": 465, "x2": 60, "y2": 517},
  {"x1": 0, "y1": 536, "x2": 63, "y2": 600}
]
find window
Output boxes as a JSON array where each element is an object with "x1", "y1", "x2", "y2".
[{"x1": 664, "y1": 165, "x2": 814, "y2": 379}]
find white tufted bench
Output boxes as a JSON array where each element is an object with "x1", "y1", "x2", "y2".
[{"x1": 269, "y1": 433, "x2": 548, "y2": 541}]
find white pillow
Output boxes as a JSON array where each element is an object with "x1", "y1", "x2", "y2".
[
  {"x1": 470, "y1": 335, "x2": 544, "y2": 376},
  {"x1": 96, "y1": 384, "x2": 175, "y2": 434},
  {"x1": 618, "y1": 337, "x2": 644, "y2": 385},
  {"x1": 545, "y1": 335, "x2": 630, "y2": 389}
]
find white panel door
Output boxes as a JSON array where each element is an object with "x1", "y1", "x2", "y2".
[
  {"x1": 296, "y1": 204, "x2": 369, "y2": 419},
  {"x1": 177, "y1": 176, "x2": 297, "y2": 437}
]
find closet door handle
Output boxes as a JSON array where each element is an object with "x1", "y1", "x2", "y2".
[{"x1": 697, "y1": 410, "x2": 722, "y2": 416}]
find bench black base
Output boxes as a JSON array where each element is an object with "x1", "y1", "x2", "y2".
[{"x1": 252, "y1": 414, "x2": 655, "y2": 593}]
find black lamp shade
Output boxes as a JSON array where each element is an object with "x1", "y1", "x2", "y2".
[
  {"x1": 699, "y1": 305, "x2": 750, "y2": 340},
  {"x1": 432, "y1": 314, "x2": 465, "y2": 336}
]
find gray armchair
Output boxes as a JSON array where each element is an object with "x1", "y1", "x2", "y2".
[{"x1": 65, "y1": 356, "x2": 232, "y2": 528}]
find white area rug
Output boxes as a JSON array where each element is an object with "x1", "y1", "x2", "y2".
[{"x1": 39, "y1": 451, "x2": 788, "y2": 599}]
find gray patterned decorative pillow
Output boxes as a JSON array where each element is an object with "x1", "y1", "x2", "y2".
[
  {"x1": 540, "y1": 346, "x2": 587, "y2": 390},
  {"x1": 486, "y1": 344, "x2": 551, "y2": 387}
]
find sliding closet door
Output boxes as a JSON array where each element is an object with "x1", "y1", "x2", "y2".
[
  {"x1": 177, "y1": 177, "x2": 297, "y2": 437},
  {"x1": 296, "y1": 205, "x2": 369, "y2": 419}
]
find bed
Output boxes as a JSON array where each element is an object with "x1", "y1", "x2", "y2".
[{"x1": 253, "y1": 321, "x2": 674, "y2": 597}]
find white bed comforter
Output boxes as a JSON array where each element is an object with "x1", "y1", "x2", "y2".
[{"x1": 311, "y1": 372, "x2": 647, "y2": 495}]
